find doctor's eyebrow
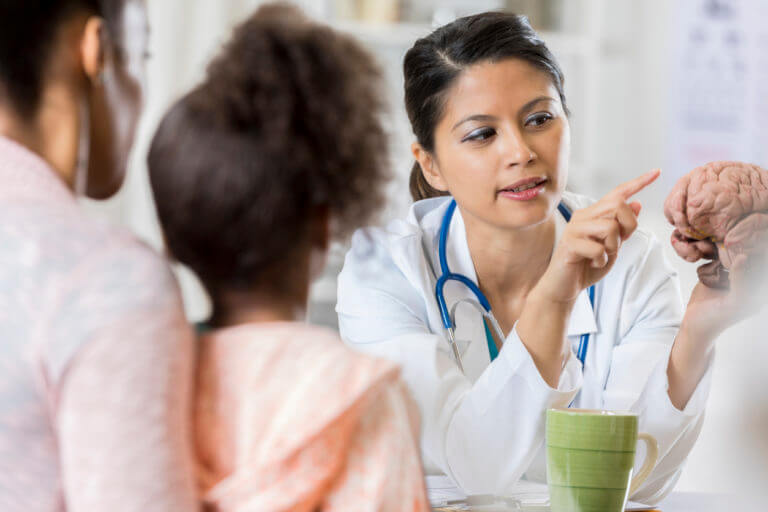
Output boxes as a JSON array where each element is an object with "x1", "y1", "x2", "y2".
[
  {"x1": 450, "y1": 96, "x2": 558, "y2": 131},
  {"x1": 518, "y1": 96, "x2": 556, "y2": 115},
  {"x1": 451, "y1": 114, "x2": 497, "y2": 131}
]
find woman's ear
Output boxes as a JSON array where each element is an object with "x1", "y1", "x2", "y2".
[
  {"x1": 411, "y1": 142, "x2": 448, "y2": 192},
  {"x1": 80, "y1": 16, "x2": 107, "y2": 85}
]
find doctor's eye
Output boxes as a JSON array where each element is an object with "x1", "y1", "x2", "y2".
[
  {"x1": 525, "y1": 112, "x2": 554, "y2": 128},
  {"x1": 461, "y1": 127, "x2": 496, "y2": 143}
]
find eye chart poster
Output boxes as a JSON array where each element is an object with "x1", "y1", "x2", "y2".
[{"x1": 666, "y1": 0, "x2": 768, "y2": 183}]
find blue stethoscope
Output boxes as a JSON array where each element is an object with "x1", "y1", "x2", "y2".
[{"x1": 435, "y1": 199, "x2": 595, "y2": 374}]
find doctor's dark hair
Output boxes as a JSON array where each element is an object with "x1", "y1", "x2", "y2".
[
  {"x1": 405, "y1": 11, "x2": 569, "y2": 201},
  {"x1": 0, "y1": 0, "x2": 126, "y2": 118},
  {"x1": 148, "y1": 4, "x2": 389, "y2": 296}
]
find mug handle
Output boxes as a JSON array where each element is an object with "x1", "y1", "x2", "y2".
[{"x1": 629, "y1": 433, "x2": 659, "y2": 496}]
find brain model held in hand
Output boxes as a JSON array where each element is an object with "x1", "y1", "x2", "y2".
[{"x1": 664, "y1": 161, "x2": 768, "y2": 288}]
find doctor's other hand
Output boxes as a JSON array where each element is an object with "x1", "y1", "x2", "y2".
[
  {"x1": 682, "y1": 233, "x2": 768, "y2": 345},
  {"x1": 534, "y1": 169, "x2": 661, "y2": 305}
]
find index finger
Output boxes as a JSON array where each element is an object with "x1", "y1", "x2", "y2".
[{"x1": 608, "y1": 168, "x2": 661, "y2": 201}]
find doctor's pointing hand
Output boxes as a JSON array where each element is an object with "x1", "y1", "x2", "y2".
[
  {"x1": 517, "y1": 169, "x2": 660, "y2": 386},
  {"x1": 541, "y1": 169, "x2": 660, "y2": 300}
]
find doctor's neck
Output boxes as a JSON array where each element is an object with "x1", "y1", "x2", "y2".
[{"x1": 463, "y1": 208, "x2": 556, "y2": 297}]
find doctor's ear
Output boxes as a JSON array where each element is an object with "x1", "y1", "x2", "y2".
[{"x1": 411, "y1": 142, "x2": 448, "y2": 193}]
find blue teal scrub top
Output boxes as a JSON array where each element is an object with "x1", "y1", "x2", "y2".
[{"x1": 483, "y1": 318, "x2": 499, "y2": 362}]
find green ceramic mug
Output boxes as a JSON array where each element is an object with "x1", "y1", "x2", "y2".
[{"x1": 546, "y1": 408, "x2": 659, "y2": 512}]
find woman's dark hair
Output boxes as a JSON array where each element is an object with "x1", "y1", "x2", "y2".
[
  {"x1": 404, "y1": 11, "x2": 569, "y2": 201},
  {"x1": 0, "y1": 0, "x2": 126, "y2": 118},
  {"x1": 148, "y1": 3, "x2": 389, "y2": 298}
]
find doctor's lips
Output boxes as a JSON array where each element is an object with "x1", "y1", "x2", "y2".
[{"x1": 498, "y1": 176, "x2": 548, "y2": 201}]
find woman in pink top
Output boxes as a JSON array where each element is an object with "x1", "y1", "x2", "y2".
[
  {"x1": 147, "y1": 4, "x2": 429, "y2": 511},
  {"x1": 0, "y1": 1, "x2": 198, "y2": 510}
]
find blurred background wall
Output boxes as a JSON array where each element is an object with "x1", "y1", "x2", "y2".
[{"x1": 84, "y1": 0, "x2": 767, "y2": 500}]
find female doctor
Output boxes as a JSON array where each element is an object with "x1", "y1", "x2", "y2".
[{"x1": 336, "y1": 12, "x2": 755, "y2": 504}]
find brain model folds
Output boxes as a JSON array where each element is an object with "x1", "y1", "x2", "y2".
[{"x1": 664, "y1": 161, "x2": 768, "y2": 288}]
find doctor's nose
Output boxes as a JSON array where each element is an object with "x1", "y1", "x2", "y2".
[{"x1": 502, "y1": 130, "x2": 536, "y2": 168}]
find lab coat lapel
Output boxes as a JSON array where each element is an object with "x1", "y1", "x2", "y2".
[
  {"x1": 554, "y1": 201, "x2": 600, "y2": 408},
  {"x1": 414, "y1": 197, "x2": 490, "y2": 381},
  {"x1": 440, "y1": 206, "x2": 496, "y2": 381},
  {"x1": 396, "y1": 198, "x2": 483, "y2": 367},
  {"x1": 395, "y1": 199, "x2": 451, "y2": 338},
  {"x1": 567, "y1": 290, "x2": 598, "y2": 336},
  {"x1": 553, "y1": 202, "x2": 598, "y2": 338}
]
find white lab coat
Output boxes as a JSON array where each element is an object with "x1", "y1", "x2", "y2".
[{"x1": 336, "y1": 192, "x2": 713, "y2": 504}]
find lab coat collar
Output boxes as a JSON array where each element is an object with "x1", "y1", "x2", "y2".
[{"x1": 414, "y1": 196, "x2": 597, "y2": 337}]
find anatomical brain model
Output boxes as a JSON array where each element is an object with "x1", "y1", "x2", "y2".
[{"x1": 664, "y1": 161, "x2": 768, "y2": 288}]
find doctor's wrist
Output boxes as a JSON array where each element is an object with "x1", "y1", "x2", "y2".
[
  {"x1": 527, "y1": 285, "x2": 578, "y2": 311},
  {"x1": 679, "y1": 313, "x2": 720, "y2": 349},
  {"x1": 667, "y1": 321, "x2": 715, "y2": 410},
  {"x1": 518, "y1": 290, "x2": 577, "y2": 387}
]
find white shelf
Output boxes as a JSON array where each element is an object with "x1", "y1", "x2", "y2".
[
  {"x1": 331, "y1": 20, "x2": 433, "y2": 47},
  {"x1": 330, "y1": 20, "x2": 600, "y2": 58},
  {"x1": 538, "y1": 30, "x2": 600, "y2": 58}
]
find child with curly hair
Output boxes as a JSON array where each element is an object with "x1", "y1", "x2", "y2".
[{"x1": 147, "y1": 4, "x2": 428, "y2": 511}]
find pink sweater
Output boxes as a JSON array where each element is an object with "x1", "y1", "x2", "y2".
[
  {"x1": 0, "y1": 136, "x2": 198, "y2": 511},
  {"x1": 194, "y1": 322, "x2": 429, "y2": 511}
]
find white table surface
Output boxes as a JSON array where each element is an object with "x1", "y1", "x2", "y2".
[
  {"x1": 656, "y1": 492, "x2": 754, "y2": 511},
  {"x1": 433, "y1": 492, "x2": 753, "y2": 511}
]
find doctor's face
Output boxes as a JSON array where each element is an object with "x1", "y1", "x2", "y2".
[{"x1": 423, "y1": 58, "x2": 570, "y2": 231}]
